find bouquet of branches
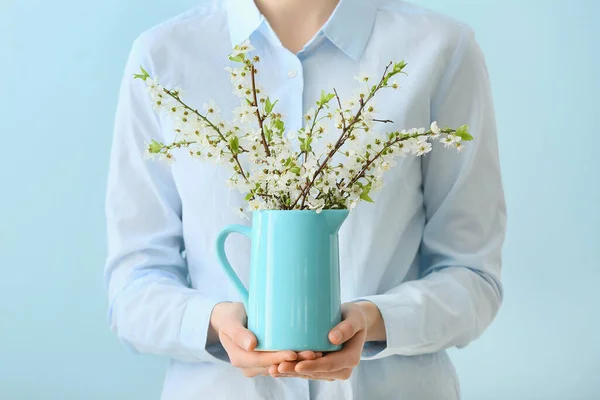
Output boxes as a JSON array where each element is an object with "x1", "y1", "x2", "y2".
[{"x1": 136, "y1": 40, "x2": 472, "y2": 218}]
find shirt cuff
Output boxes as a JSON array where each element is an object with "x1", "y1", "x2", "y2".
[
  {"x1": 179, "y1": 296, "x2": 231, "y2": 364},
  {"x1": 353, "y1": 294, "x2": 417, "y2": 360}
]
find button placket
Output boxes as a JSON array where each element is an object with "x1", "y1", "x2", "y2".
[{"x1": 284, "y1": 57, "x2": 304, "y2": 133}]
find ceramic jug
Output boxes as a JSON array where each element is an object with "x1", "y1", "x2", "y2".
[{"x1": 216, "y1": 209, "x2": 348, "y2": 351}]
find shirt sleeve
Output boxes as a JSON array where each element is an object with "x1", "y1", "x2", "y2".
[
  {"x1": 104, "y1": 37, "x2": 228, "y2": 364},
  {"x1": 356, "y1": 28, "x2": 506, "y2": 360}
]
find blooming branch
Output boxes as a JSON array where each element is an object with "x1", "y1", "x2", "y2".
[{"x1": 135, "y1": 41, "x2": 473, "y2": 216}]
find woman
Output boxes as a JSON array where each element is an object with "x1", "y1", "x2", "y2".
[{"x1": 105, "y1": 0, "x2": 506, "y2": 398}]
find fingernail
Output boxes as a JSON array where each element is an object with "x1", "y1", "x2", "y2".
[
  {"x1": 332, "y1": 330, "x2": 343, "y2": 343},
  {"x1": 243, "y1": 337, "x2": 252, "y2": 350}
]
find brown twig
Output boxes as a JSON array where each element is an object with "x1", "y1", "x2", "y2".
[
  {"x1": 250, "y1": 64, "x2": 270, "y2": 157},
  {"x1": 333, "y1": 88, "x2": 346, "y2": 131},
  {"x1": 292, "y1": 66, "x2": 393, "y2": 209},
  {"x1": 163, "y1": 89, "x2": 249, "y2": 180},
  {"x1": 347, "y1": 131, "x2": 431, "y2": 188}
]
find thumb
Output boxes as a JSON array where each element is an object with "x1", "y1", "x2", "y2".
[
  {"x1": 329, "y1": 304, "x2": 366, "y2": 345},
  {"x1": 223, "y1": 322, "x2": 257, "y2": 352}
]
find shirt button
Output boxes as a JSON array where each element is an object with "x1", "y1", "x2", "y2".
[{"x1": 287, "y1": 69, "x2": 297, "y2": 79}]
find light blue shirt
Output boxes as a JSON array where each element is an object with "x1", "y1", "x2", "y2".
[{"x1": 105, "y1": 0, "x2": 506, "y2": 399}]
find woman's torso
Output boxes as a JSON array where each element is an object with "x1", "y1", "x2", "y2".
[{"x1": 144, "y1": 0, "x2": 465, "y2": 398}]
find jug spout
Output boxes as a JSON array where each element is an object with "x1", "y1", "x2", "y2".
[{"x1": 321, "y1": 210, "x2": 349, "y2": 233}]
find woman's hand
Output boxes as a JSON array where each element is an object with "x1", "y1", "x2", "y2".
[
  {"x1": 268, "y1": 302, "x2": 382, "y2": 381},
  {"x1": 209, "y1": 302, "x2": 322, "y2": 377}
]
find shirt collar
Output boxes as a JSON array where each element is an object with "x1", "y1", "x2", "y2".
[{"x1": 225, "y1": 0, "x2": 379, "y2": 61}]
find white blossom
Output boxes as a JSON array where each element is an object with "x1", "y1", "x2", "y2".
[
  {"x1": 286, "y1": 130, "x2": 297, "y2": 140},
  {"x1": 158, "y1": 153, "x2": 175, "y2": 165},
  {"x1": 235, "y1": 207, "x2": 249, "y2": 220},
  {"x1": 230, "y1": 39, "x2": 255, "y2": 57},
  {"x1": 233, "y1": 102, "x2": 257, "y2": 124},
  {"x1": 354, "y1": 87, "x2": 370, "y2": 102},
  {"x1": 306, "y1": 196, "x2": 326, "y2": 212},
  {"x1": 246, "y1": 199, "x2": 263, "y2": 212},
  {"x1": 416, "y1": 141, "x2": 433, "y2": 156},
  {"x1": 226, "y1": 178, "x2": 237, "y2": 189},
  {"x1": 303, "y1": 155, "x2": 319, "y2": 176},
  {"x1": 379, "y1": 157, "x2": 397, "y2": 172},
  {"x1": 354, "y1": 72, "x2": 373, "y2": 83},
  {"x1": 225, "y1": 67, "x2": 248, "y2": 85},
  {"x1": 347, "y1": 198, "x2": 360, "y2": 210},
  {"x1": 143, "y1": 148, "x2": 156, "y2": 160},
  {"x1": 430, "y1": 121, "x2": 441, "y2": 135},
  {"x1": 371, "y1": 177, "x2": 384, "y2": 192},
  {"x1": 441, "y1": 135, "x2": 454, "y2": 148},
  {"x1": 203, "y1": 99, "x2": 221, "y2": 115}
]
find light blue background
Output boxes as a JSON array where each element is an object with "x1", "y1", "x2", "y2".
[{"x1": 1, "y1": 0, "x2": 598, "y2": 399}]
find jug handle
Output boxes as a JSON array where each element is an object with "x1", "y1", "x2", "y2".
[{"x1": 215, "y1": 225, "x2": 251, "y2": 309}]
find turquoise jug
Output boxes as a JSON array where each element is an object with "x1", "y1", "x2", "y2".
[{"x1": 216, "y1": 209, "x2": 348, "y2": 351}]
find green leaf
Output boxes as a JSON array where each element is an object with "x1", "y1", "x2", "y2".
[
  {"x1": 134, "y1": 65, "x2": 150, "y2": 81},
  {"x1": 360, "y1": 182, "x2": 374, "y2": 203},
  {"x1": 300, "y1": 136, "x2": 313, "y2": 152},
  {"x1": 264, "y1": 97, "x2": 272, "y2": 114},
  {"x1": 455, "y1": 124, "x2": 473, "y2": 141},
  {"x1": 273, "y1": 119, "x2": 285, "y2": 133},
  {"x1": 318, "y1": 90, "x2": 326, "y2": 105},
  {"x1": 318, "y1": 90, "x2": 336, "y2": 107},
  {"x1": 229, "y1": 136, "x2": 240, "y2": 154},
  {"x1": 228, "y1": 55, "x2": 244, "y2": 63},
  {"x1": 457, "y1": 131, "x2": 474, "y2": 141},
  {"x1": 264, "y1": 97, "x2": 278, "y2": 114},
  {"x1": 148, "y1": 139, "x2": 163, "y2": 153},
  {"x1": 360, "y1": 192, "x2": 374, "y2": 203},
  {"x1": 244, "y1": 193, "x2": 253, "y2": 201},
  {"x1": 263, "y1": 126, "x2": 272, "y2": 142},
  {"x1": 394, "y1": 61, "x2": 407, "y2": 72},
  {"x1": 289, "y1": 166, "x2": 301, "y2": 174}
]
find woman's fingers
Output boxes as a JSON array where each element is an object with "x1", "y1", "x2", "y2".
[
  {"x1": 269, "y1": 351, "x2": 324, "y2": 377},
  {"x1": 296, "y1": 332, "x2": 365, "y2": 373},
  {"x1": 297, "y1": 351, "x2": 321, "y2": 361},
  {"x1": 220, "y1": 333, "x2": 298, "y2": 368},
  {"x1": 278, "y1": 351, "x2": 316, "y2": 373},
  {"x1": 311, "y1": 368, "x2": 353, "y2": 381},
  {"x1": 268, "y1": 364, "x2": 280, "y2": 377},
  {"x1": 241, "y1": 367, "x2": 269, "y2": 377}
]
